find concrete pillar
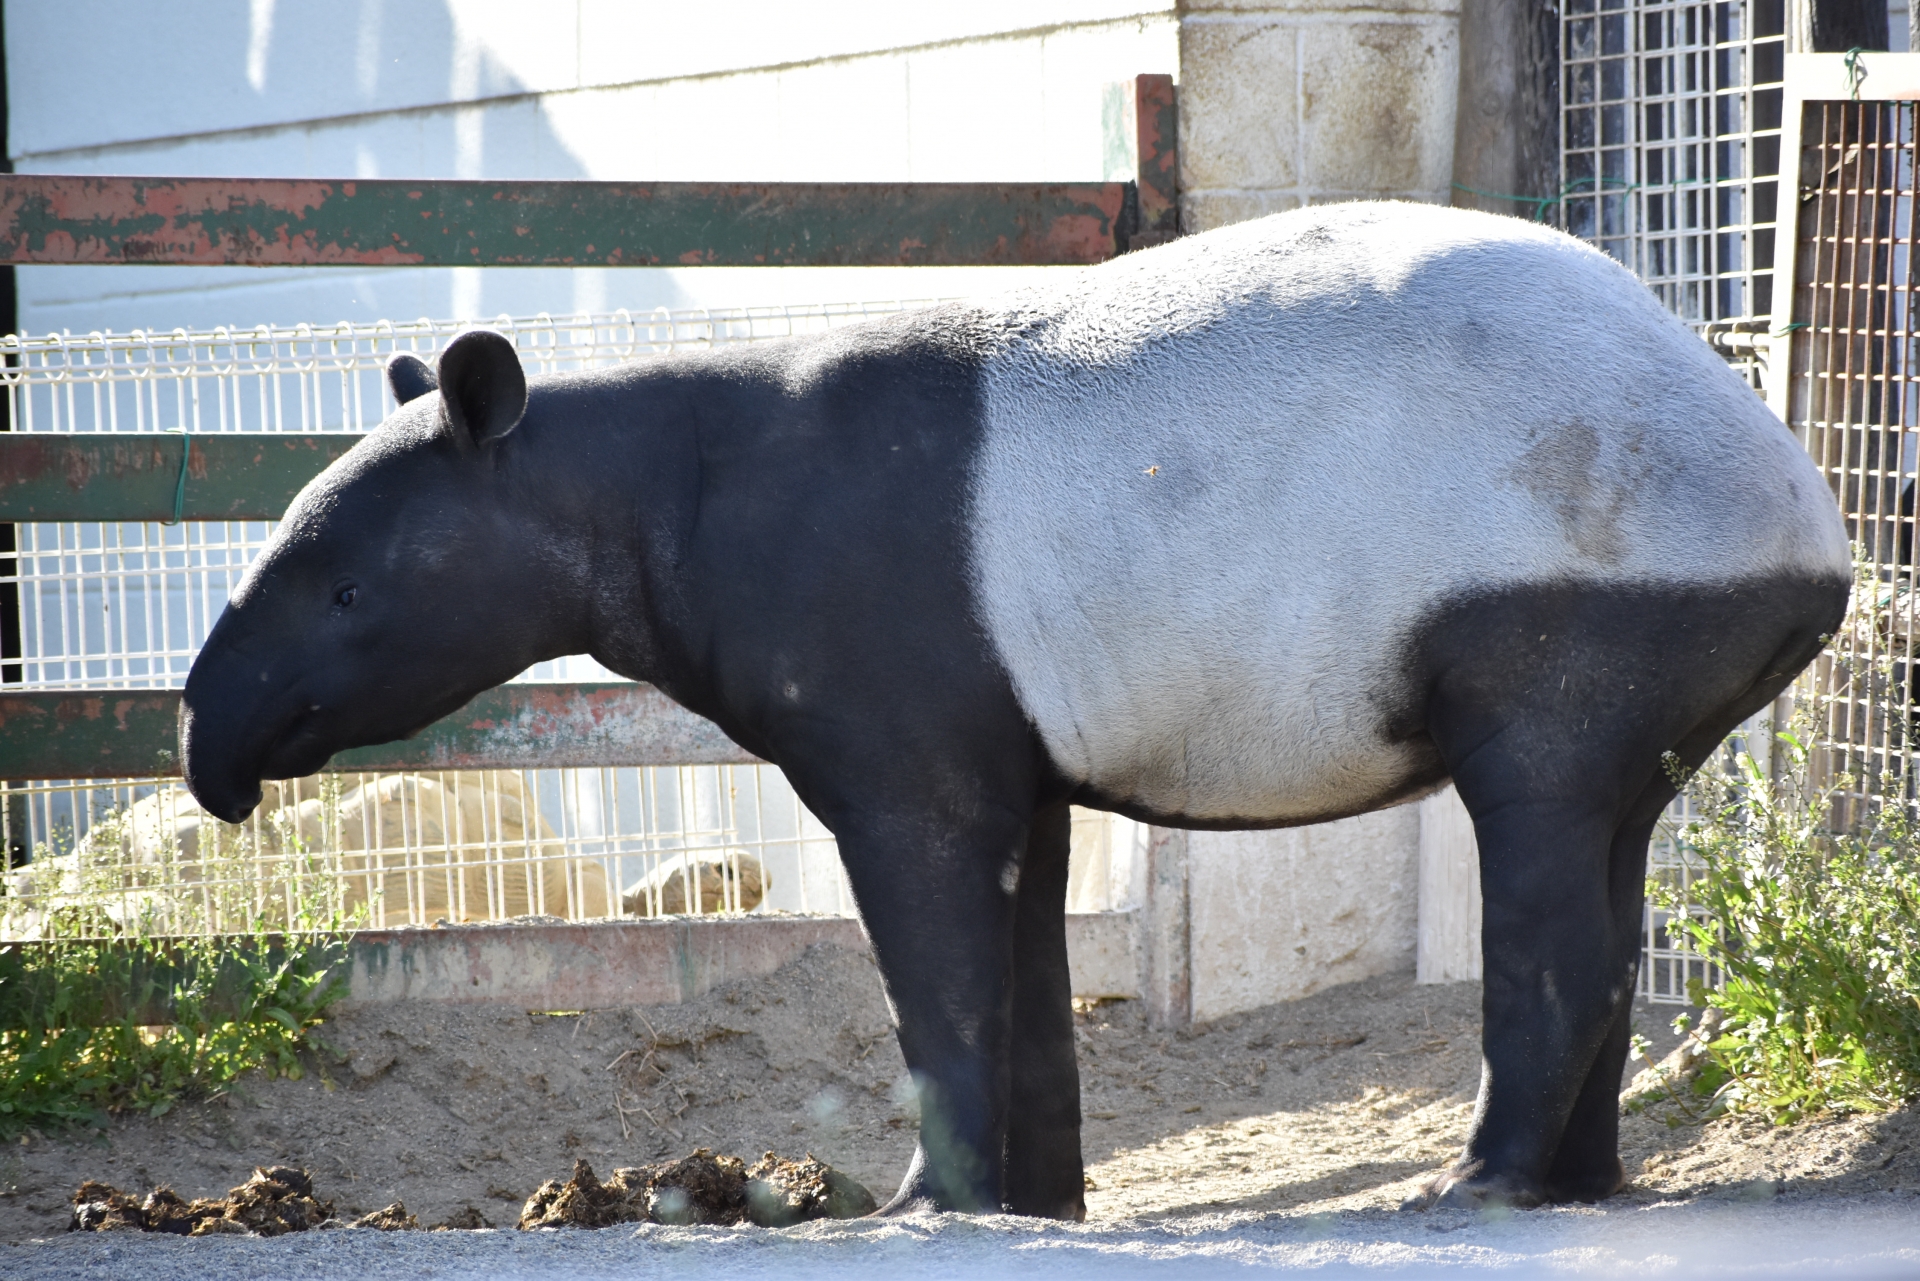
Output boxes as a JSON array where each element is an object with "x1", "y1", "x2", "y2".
[
  {"x1": 1177, "y1": 0, "x2": 1463, "y2": 232},
  {"x1": 1416, "y1": 785, "x2": 1482, "y2": 983},
  {"x1": 1449, "y1": 0, "x2": 1559, "y2": 219},
  {"x1": 1183, "y1": 808, "x2": 1420, "y2": 1023},
  {"x1": 1143, "y1": 826, "x2": 1192, "y2": 1028}
]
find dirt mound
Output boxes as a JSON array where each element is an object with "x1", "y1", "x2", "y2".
[
  {"x1": 744, "y1": 1152, "x2": 878, "y2": 1225},
  {"x1": 70, "y1": 1166, "x2": 333, "y2": 1236},
  {"x1": 518, "y1": 1150, "x2": 872, "y2": 1229}
]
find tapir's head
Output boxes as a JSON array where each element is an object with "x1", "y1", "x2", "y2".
[{"x1": 181, "y1": 330, "x2": 563, "y2": 822}]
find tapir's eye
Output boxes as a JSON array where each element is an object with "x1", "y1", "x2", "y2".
[{"x1": 333, "y1": 584, "x2": 359, "y2": 610}]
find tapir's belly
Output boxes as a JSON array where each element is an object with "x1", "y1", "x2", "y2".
[
  {"x1": 970, "y1": 572, "x2": 1442, "y2": 824},
  {"x1": 1044, "y1": 632, "x2": 1438, "y2": 824}
]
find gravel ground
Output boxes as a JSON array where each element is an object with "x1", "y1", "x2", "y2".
[{"x1": 8, "y1": 1197, "x2": 1920, "y2": 1278}]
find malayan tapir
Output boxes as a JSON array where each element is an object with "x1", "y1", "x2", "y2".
[{"x1": 179, "y1": 201, "x2": 1851, "y2": 1218}]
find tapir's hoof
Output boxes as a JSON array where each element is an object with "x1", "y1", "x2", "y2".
[
  {"x1": 872, "y1": 1192, "x2": 939, "y2": 1217},
  {"x1": 1401, "y1": 1164, "x2": 1545, "y2": 1212},
  {"x1": 1544, "y1": 1159, "x2": 1627, "y2": 1205}
]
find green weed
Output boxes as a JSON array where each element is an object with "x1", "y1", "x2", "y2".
[
  {"x1": 0, "y1": 783, "x2": 359, "y2": 1138},
  {"x1": 1654, "y1": 731, "x2": 1920, "y2": 1122}
]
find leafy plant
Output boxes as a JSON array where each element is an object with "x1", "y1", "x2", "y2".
[
  {"x1": 1653, "y1": 731, "x2": 1920, "y2": 1121},
  {"x1": 0, "y1": 783, "x2": 359, "y2": 1138}
]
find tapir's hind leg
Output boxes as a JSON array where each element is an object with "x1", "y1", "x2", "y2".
[
  {"x1": 1407, "y1": 578, "x2": 1846, "y2": 1210},
  {"x1": 1543, "y1": 674, "x2": 1801, "y2": 1200},
  {"x1": 1539, "y1": 799, "x2": 1666, "y2": 1201}
]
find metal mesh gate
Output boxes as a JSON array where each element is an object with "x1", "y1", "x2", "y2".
[
  {"x1": 1559, "y1": 0, "x2": 1786, "y2": 321},
  {"x1": 1559, "y1": 0, "x2": 1791, "y2": 1001},
  {"x1": 1784, "y1": 98, "x2": 1920, "y2": 823}
]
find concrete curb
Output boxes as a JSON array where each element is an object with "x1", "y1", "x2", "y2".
[{"x1": 339, "y1": 910, "x2": 1143, "y2": 1010}]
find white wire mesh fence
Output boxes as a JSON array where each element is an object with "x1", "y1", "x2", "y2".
[
  {"x1": 0, "y1": 305, "x2": 1144, "y2": 940},
  {"x1": 1558, "y1": 0, "x2": 1784, "y2": 321}
]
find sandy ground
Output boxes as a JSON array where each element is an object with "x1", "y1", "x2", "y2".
[{"x1": 6, "y1": 942, "x2": 1920, "y2": 1267}]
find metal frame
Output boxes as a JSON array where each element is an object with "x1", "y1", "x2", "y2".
[
  {"x1": 1774, "y1": 55, "x2": 1920, "y2": 830},
  {"x1": 0, "y1": 79, "x2": 1176, "y2": 270}
]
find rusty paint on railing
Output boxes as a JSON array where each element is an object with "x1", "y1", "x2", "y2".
[
  {"x1": 1133, "y1": 74, "x2": 1180, "y2": 247},
  {"x1": 0, "y1": 177, "x2": 1133, "y2": 267},
  {"x1": 0, "y1": 432, "x2": 356, "y2": 522},
  {"x1": 0, "y1": 683, "x2": 757, "y2": 780}
]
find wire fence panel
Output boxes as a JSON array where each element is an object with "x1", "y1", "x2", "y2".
[
  {"x1": 1559, "y1": 0, "x2": 1792, "y2": 1002},
  {"x1": 0, "y1": 302, "x2": 1148, "y2": 940},
  {"x1": 1558, "y1": 0, "x2": 1784, "y2": 322},
  {"x1": 2, "y1": 766, "x2": 846, "y2": 937}
]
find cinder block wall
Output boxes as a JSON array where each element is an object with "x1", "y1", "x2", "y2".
[{"x1": 1178, "y1": 0, "x2": 1461, "y2": 229}]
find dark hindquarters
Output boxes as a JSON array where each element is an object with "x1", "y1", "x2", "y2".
[{"x1": 1410, "y1": 574, "x2": 1847, "y2": 1207}]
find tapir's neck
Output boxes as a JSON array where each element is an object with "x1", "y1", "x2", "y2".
[{"x1": 505, "y1": 354, "x2": 775, "y2": 711}]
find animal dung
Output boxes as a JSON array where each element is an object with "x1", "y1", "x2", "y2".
[
  {"x1": 518, "y1": 1149, "x2": 873, "y2": 1229},
  {"x1": 68, "y1": 1149, "x2": 871, "y2": 1240},
  {"x1": 432, "y1": 1205, "x2": 494, "y2": 1231},
  {"x1": 66, "y1": 1168, "x2": 491, "y2": 1236},
  {"x1": 348, "y1": 1201, "x2": 420, "y2": 1231},
  {"x1": 743, "y1": 1152, "x2": 878, "y2": 1226},
  {"x1": 69, "y1": 1166, "x2": 334, "y2": 1236}
]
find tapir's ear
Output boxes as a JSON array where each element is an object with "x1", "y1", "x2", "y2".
[
  {"x1": 385, "y1": 352, "x2": 438, "y2": 405},
  {"x1": 435, "y1": 329, "x2": 527, "y2": 449}
]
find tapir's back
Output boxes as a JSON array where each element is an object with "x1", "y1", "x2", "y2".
[{"x1": 963, "y1": 201, "x2": 1849, "y2": 824}]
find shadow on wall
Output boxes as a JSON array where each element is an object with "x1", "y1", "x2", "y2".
[{"x1": 13, "y1": 0, "x2": 643, "y2": 334}]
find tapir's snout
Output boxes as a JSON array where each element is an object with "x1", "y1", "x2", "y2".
[
  {"x1": 179, "y1": 667, "x2": 270, "y2": 824},
  {"x1": 178, "y1": 611, "x2": 307, "y2": 824}
]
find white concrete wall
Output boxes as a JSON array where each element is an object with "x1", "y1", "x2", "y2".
[
  {"x1": 1184, "y1": 808, "x2": 1420, "y2": 1022},
  {"x1": 7, "y1": 1, "x2": 1176, "y2": 334}
]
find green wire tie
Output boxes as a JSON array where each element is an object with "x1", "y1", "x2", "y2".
[
  {"x1": 163, "y1": 427, "x2": 190, "y2": 527},
  {"x1": 1845, "y1": 47, "x2": 1868, "y2": 101},
  {"x1": 1452, "y1": 174, "x2": 1717, "y2": 223},
  {"x1": 1451, "y1": 176, "x2": 1642, "y2": 221}
]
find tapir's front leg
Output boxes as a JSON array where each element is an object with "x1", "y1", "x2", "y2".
[
  {"x1": 1004, "y1": 800, "x2": 1086, "y2": 1219},
  {"x1": 833, "y1": 803, "x2": 1029, "y2": 1213}
]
